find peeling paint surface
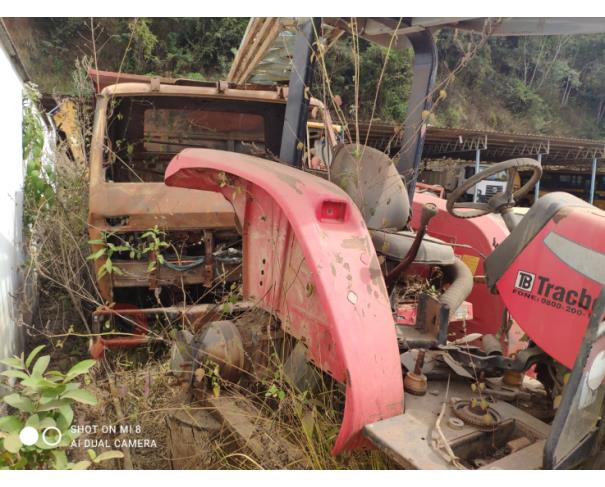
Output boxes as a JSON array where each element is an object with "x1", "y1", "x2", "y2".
[{"x1": 166, "y1": 148, "x2": 404, "y2": 454}]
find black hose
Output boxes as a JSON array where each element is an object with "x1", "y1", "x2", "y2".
[
  {"x1": 162, "y1": 248, "x2": 242, "y2": 272},
  {"x1": 439, "y1": 258, "x2": 473, "y2": 318},
  {"x1": 384, "y1": 203, "x2": 438, "y2": 288},
  {"x1": 163, "y1": 256, "x2": 206, "y2": 272}
]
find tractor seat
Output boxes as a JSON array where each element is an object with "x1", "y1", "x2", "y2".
[
  {"x1": 371, "y1": 230, "x2": 456, "y2": 265},
  {"x1": 330, "y1": 144, "x2": 455, "y2": 265}
]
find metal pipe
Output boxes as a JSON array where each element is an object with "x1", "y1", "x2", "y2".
[
  {"x1": 590, "y1": 156, "x2": 598, "y2": 205},
  {"x1": 473, "y1": 148, "x2": 481, "y2": 203},
  {"x1": 93, "y1": 301, "x2": 253, "y2": 317},
  {"x1": 413, "y1": 350, "x2": 426, "y2": 375},
  {"x1": 397, "y1": 30, "x2": 438, "y2": 204},
  {"x1": 534, "y1": 153, "x2": 542, "y2": 202},
  {"x1": 90, "y1": 305, "x2": 150, "y2": 359},
  {"x1": 90, "y1": 336, "x2": 150, "y2": 360}
]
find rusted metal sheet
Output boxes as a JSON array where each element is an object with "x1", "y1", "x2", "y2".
[
  {"x1": 83, "y1": 66, "x2": 342, "y2": 362},
  {"x1": 88, "y1": 181, "x2": 235, "y2": 300},
  {"x1": 89, "y1": 68, "x2": 175, "y2": 92},
  {"x1": 97, "y1": 79, "x2": 288, "y2": 104},
  {"x1": 107, "y1": 260, "x2": 238, "y2": 288},
  {"x1": 364, "y1": 379, "x2": 550, "y2": 469},
  {"x1": 143, "y1": 109, "x2": 266, "y2": 154},
  {"x1": 88, "y1": 67, "x2": 287, "y2": 98},
  {"x1": 165, "y1": 148, "x2": 404, "y2": 455},
  {"x1": 89, "y1": 183, "x2": 235, "y2": 232},
  {"x1": 87, "y1": 73, "x2": 272, "y2": 301}
]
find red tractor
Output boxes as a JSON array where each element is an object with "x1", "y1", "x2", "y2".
[
  {"x1": 161, "y1": 19, "x2": 605, "y2": 469},
  {"x1": 164, "y1": 143, "x2": 605, "y2": 469}
]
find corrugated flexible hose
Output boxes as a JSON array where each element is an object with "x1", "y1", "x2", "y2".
[{"x1": 439, "y1": 258, "x2": 474, "y2": 318}]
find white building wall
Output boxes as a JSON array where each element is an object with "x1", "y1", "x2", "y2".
[{"x1": 0, "y1": 41, "x2": 24, "y2": 365}]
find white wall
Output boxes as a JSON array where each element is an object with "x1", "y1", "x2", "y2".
[{"x1": 0, "y1": 42, "x2": 24, "y2": 366}]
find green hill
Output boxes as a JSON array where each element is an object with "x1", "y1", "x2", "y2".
[{"x1": 8, "y1": 17, "x2": 605, "y2": 139}]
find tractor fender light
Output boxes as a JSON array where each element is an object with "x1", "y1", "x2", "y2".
[{"x1": 318, "y1": 200, "x2": 348, "y2": 223}]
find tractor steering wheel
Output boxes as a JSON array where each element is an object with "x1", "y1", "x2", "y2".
[{"x1": 446, "y1": 158, "x2": 542, "y2": 219}]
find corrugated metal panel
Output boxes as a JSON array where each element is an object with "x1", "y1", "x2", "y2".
[{"x1": 352, "y1": 122, "x2": 605, "y2": 166}]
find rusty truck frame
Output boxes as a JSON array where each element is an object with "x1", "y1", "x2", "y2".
[{"x1": 86, "y1": 69, "x2": 336, "y2": 356}]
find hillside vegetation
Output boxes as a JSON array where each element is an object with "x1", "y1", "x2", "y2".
[{"x1": 8, "y1": 17, "x2": 605, "y2": 139}]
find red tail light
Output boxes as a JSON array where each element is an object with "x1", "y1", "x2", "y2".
[{"x1": 318, "y1": 200, "x2": 347, "y2": 223}]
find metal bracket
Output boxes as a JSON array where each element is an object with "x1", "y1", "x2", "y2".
[
  {"x1": 217, "y1": 80, "x2": 228, "y2": 93},
  {"x1": 202, "y1": 230, "x2": 215, "y2": 287},
  {"x1": 445, "y1": 345, "x2": 547, "y2": 373},
  {"x1": 415, "y1": 292, "x2": 449, "y2": 345},
  {"x1": 150, "y1": 77, "x2": 161, "y2": 92}
]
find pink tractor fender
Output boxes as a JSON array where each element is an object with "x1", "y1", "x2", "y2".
[{"x1": 165, "y1": 148, "x2": 404, "y2": 454}]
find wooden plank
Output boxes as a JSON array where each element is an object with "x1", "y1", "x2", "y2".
[
  {"x1": 235, "y1": 19, "x2": 282, "y2": 84},
  {"x1": 166, "y1": 408, "x2": 222, "y2": 469},
  {"x1": 228, "y1": 18, "x2": 262, "y2": 82},
  {"x1": 228, "y1": 18, "x2": 282, "y2": 84},
  {"x1": 208, "y1": 394, "x2": 309, "y2": 468}
]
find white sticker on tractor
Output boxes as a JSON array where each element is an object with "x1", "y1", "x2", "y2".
[{"x1": 515, "y1": 270, "x2": 535, "y2": 292}]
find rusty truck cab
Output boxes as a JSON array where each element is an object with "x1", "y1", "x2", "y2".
[{"x1": 87, "y1": 69, "x2": 335, "y2": 353}]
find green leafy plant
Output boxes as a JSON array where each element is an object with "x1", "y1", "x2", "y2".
[
  {"x1": 0, "y1": 346, "x2": 123, "y2": 469},
  {"x1": 23, "y1": 83, "x2": 55, "y2": 229},
  {"x1": 221, "y1": 282, "x2": 242, "y2": 314},
  {"x1": 139, "y1": 225, "x2": 170, "y2": 273},
  {"x1": 87, "y1": 232, "x2": 128, "y2": 280},
  {"x1": 206, "y1": 361, "x2": 222, "y2": 398},
  {"x1": 264, "y1": 369, "x2": 287, "y2": 402},
  {"x1": 88, "y1": 225, "x2": 170, "y2": 279},
  {"x1": 265, "y1": 382, "x2": 287, "y2": 402}
]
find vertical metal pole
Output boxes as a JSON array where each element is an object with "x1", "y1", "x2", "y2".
[
  {"x1": 279, "y1": 18, "x2": 321, "y2": 166},
  {"x1": 397, "y1": 30, "x2": 438, "y2": 204},
  {"x1": 534, "y1": 153, "x2": 542, "y2": 202},
  {"x1": 589, "y1": 156, "x2": 597, "y2": 205},
  {"x1": 473, "y1": 149, "x2": 481, "y2": 203}
]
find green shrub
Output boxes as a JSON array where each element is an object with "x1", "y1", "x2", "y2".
[{"x1": 0, "y1": 347, "x2": 123, "y2": 469}]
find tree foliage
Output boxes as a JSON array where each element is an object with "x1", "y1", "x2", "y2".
[
  {"x1": 317, "y1": 37, "x2": 413, "y2": 123},
  {"x1": 434, "y1": 29, "x2": 605, "y2": 137},
  {"x1": 27, "y1": 17, "x2": 248, "y2": 91},
  {"x1": 15, "y1": 18, "x2": 605, "y2": 137},
  {"x1": 0, "y1": 347, "x2": 123, "y2": 469}
]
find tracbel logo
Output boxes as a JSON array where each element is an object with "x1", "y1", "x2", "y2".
[
  {"x1": 515, "y1": 271, "x2": 535, "y2": 291},
  {"x1": 512, "y1": 269, "x2": 594, "y2": 316}
]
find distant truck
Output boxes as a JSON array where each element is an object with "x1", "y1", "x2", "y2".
[
  {"x1": 460, "y1": 164, "x2": 509, "y2": 202},
  {"x1": 419, "y1": 161, "x2": 512, "y2": 203}
]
